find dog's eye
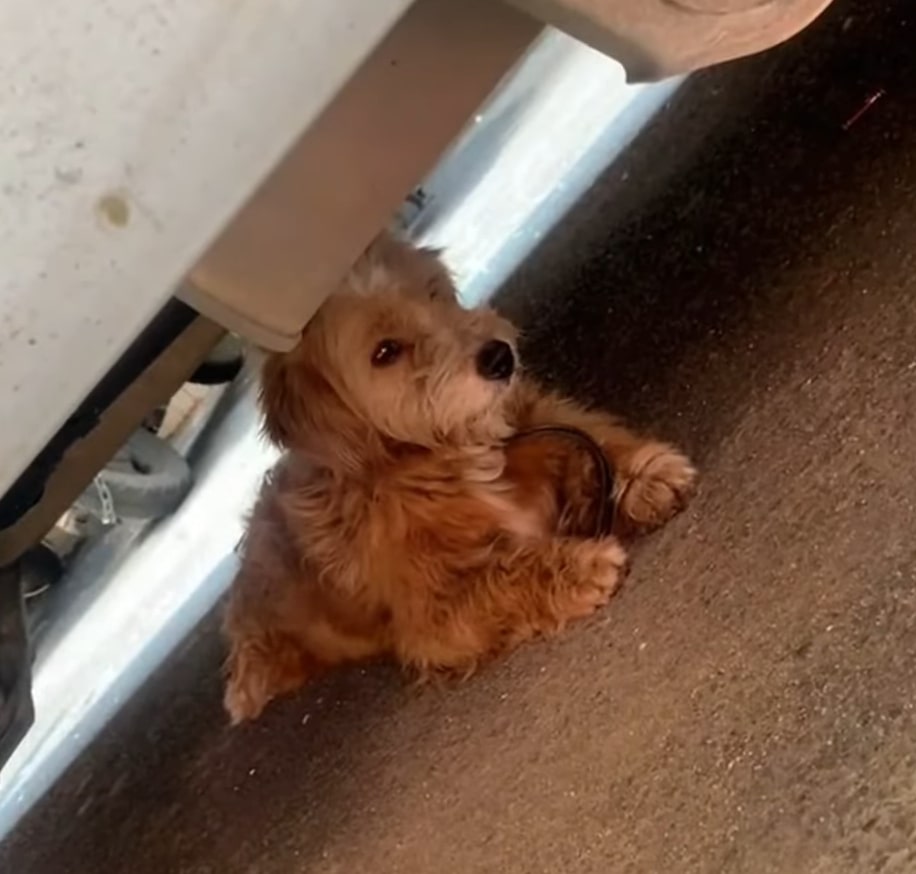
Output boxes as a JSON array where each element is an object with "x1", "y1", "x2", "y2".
[{"x1": 371, "y1": 339, "x2": 403, "y2": 367}]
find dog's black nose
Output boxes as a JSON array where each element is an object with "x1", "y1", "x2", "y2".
[{"x1": 476, "y1": 340, "x2": 516, "y2": 381}]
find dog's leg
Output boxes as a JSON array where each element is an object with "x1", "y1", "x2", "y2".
[
  {"x1": 396, "y1": 535, "x2": 627, "y2": 675},
  {"x1": 222, "y1": 630, "x2": 323, "y2": 724},
  {"x1": 511, "y1": 380, "x2": 696, "y2": 534}
]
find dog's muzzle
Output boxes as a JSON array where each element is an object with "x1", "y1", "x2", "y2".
[{"x1": 476, "y1": 340, "x2": 515, "y2": 381}]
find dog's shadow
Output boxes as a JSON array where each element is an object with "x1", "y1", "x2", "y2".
[
  {"x1": 5, "y1": 604, "x2": 575, "y2": 872},
  {"x1": 2, "y1": 605, "x2": 419, "y2": 872}
]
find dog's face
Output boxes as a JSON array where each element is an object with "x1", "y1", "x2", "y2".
[{"x1": 261, "y1": 235, "x2": 519, "y2": 461}]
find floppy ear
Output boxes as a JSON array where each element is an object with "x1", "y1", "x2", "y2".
[
  {"x1": 259, "y1": 346, "x2": 376, "y2": 469},
  {"x1": 258, "y1": 349, "x2": 312, "y2": 447}
]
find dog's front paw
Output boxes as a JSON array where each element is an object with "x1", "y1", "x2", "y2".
[
  {"x1": 224, "y1": 673, "x2": 269, "y2": 725},
  {"x1": 223, "y1": 636, "x2": 313, "y2": 725},
  {"x1": 567, "y1": 537, "x2": 628, "y2": 618},
  {"x1": 617, "y1": 442, "x2": 696, "y2": 534}
]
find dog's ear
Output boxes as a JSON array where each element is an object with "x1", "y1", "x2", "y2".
[
  {"x1": 260, "y1": 344, "x2": 353, "y2": 450},
  {"x1": 259, "y1": 347, "x2": 374, "y2": 469},
  {"x1": 259, "y1": 349, "x2": 312, "y2": 447}
]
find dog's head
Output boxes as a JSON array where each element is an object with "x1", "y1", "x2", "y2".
[{"x1": 260, "y1": 234, "x2": 519, "y2": 467}]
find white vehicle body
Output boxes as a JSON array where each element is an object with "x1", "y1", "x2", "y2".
[{"x1": 0, "y1": 0, "x2": 832, "y2": 506}]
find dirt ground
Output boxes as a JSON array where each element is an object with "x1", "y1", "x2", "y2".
[{"x1": 4, "y1": 2, "x2": 916, "y2": 872}]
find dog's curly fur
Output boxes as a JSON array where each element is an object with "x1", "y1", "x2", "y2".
[{"x1": 223, "y1": 234, "x2": 696, "y2": 723}]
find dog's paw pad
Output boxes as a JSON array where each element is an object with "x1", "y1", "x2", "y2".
[
  {"x1": 224, "y1": 675, "x2": 269, "y2": 725},
  {"x1": 570, "y1": 538, "x2": 627, "y2": 615},
  {"x1": 618, "y1": 443, "x2": 696, "y2": 532}
]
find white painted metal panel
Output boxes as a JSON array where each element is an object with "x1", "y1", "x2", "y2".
[{"x1": 0, "y1": 0, "x2": 412, "y2": 498}]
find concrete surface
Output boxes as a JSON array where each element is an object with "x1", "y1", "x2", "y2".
[
  {"x1": 4, "y1": 1, "x2": 916, "y2": 871},
  {"x1": 0, "y1": 376, "x2": 275, "y2": 835}
]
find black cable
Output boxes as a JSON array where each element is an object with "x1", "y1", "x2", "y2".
[{"x1": 505, "y1": 425, "x2": 616, "y2": 538}]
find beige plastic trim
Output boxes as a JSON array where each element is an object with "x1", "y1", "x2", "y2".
[
  {"x1": 509, "y1": 0, "x2": 835, "y2": 81},
  {"x1": 182, "y1": 0, "x2": 540, "y2": 352}
]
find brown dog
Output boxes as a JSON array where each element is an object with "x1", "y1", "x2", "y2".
[{"x1": 223, "y1": 234, "x2": 695, "y2": 722}]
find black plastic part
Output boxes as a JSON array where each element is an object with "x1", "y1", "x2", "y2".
[
  {"x1": 20, "y1": 543, "x2": 64, "y2": 594},
  {"x1": 0, "y1": 567, "x2": 34, "y2": 772},
  {"x1": 188, "y1": 334, "x2": 244, "y2": 386},
  {"x1": 0, "y1": 299, "x2": 197, "y2": 531},
  {"x1": 505, "y1": 426, "x2": 615, "y2": 538},
  {"x1": 187, "y1": 356, "x2": 244, "y2": 386}
]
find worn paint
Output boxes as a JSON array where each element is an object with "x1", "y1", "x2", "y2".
[{"x1": 96, "y1": 193, "x2": 131, "y2": 228}]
